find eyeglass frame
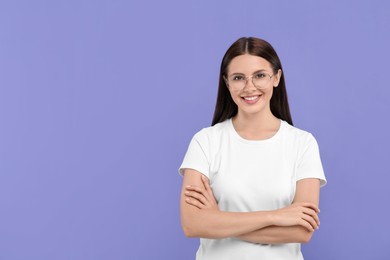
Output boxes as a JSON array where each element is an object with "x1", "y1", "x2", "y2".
[{"x1": 223, "y1": 71, "x2": 275, "y2": 90}]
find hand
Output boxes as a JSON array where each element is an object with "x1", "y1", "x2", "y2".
[
  {"x1": 271, "y1": 202, "x2": 320, "y2": 232},
  {"x1": 184, "y1": 175, "x2": 219, "y2": 211}
]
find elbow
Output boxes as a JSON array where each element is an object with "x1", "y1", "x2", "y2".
[
  {"x1": 181, "y1": 212, "x2": 200, "y2": 238},
  {"x1": 299, "y1": 230, "x2": 314, "y2": 244},
  {"x1": 182, "y1": 225, "x2": 198, "y2": 238},
  {"x1": 180, "y1": 211, "x2": 224, "y2": 239},
  {"x1": 181, "y1": 221, "x2": 221, "y2": 239},
  {"x1": 181, "y1": 218, "x2": 203, "y2": 238}
]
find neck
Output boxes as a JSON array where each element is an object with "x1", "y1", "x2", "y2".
[
  {"x1": 232, "y1": 110, "x2": 281, "y2": 140},
  {"x1": 233, "y1": 110, "x2": 279, "y2": 130}
]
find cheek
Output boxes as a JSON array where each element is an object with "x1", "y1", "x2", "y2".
[
  {"x1": 259, "y1": 88, "x2": 275, "y2": 103},
  {"x1": 228, "y1": 90, "x2": 240, "y2": 103}
]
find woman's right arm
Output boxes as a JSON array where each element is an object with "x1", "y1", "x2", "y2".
[
  {"x1": 180, "y1": 169, "x2": 319, "y2": 239},
  {"x1": 180, "y1": 169, "x2": 273, "y2": 238}
]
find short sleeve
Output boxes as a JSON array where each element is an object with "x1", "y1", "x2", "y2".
[
  {"x1": 178, "y1": 130, "x2": 210, "y2": 178},
  {"x1": 296, "y1": 134, "x2": 327, "y2": 187}
]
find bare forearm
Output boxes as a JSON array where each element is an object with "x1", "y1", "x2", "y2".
[
  {"x1": 181, "y1": 209, "x2": 272, "y2": 239},
  {"x1": 237, "y1": 225, "x2": 314, "y2": 244},
  {"x1": 181, "y1": 171, "x2": 320, "y2": 241},
  {"x1": 181, "y1": 171, "x2": 273, "y2": 239}
]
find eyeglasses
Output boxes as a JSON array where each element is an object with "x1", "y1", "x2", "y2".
[{"x1": 224, "y1": 72, "x2": 274, "y2": 91}]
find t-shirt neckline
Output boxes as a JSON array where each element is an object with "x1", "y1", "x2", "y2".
[{"x1": 228, "y1": 118, "x2": 284, "y2": 144}]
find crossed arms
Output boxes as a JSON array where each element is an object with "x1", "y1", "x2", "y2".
[{"x1": 180, "y1": 169, "x2": 321, "y2": 244}]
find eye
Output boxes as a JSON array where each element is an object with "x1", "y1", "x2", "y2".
[
  {"x1": 254, "y1": 73, "x2": 267, "y2": 79},
  {"x1": 231, "y1": 75, "x2": 245, "y2": 81}
]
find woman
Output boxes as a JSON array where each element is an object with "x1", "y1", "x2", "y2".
[{"x1": 179, "y1": 37, "x2": 326, "y2": 260}]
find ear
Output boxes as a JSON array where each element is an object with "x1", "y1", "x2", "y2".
[{"x1": 273, "y1": 69, "x2": 282, "y2": 87}]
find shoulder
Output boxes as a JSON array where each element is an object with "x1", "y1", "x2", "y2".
[
  {"x1": 192, "y1": 119, "x2": 230, "y2": 142},
  {"x1": 282, "y1": 121, "x2": 319, "y2": 146}
]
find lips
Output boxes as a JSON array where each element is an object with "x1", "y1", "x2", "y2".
[
  {"x1": 243, "y1": 95, "x2": 259, "y2": 101},
  {"x1": 240, "y1": 95, "x2": 260, "y2": 105}
]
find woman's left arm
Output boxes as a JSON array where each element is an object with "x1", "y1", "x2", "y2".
[{"x1": 236, "y1": 178, "x2": 321, "y2": 244}]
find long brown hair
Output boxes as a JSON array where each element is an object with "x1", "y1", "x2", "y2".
[{"x1": 211, "y1": 37, "x2": 293, "y2": 126}]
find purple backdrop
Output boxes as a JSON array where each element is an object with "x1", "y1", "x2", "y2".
[{"x1": 1, "y1": 0, "x2": 389, "y2": 259}]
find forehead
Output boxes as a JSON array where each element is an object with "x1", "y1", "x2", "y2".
[{"x1": 228, "y1": 54, "x2": 272, "y2": 74}]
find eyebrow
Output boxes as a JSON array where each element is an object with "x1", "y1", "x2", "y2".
[{"x1": 229, "y1": 69, "x2": 269, "y2": 76}]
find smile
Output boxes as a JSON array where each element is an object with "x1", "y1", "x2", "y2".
[
  {"x1": 241, "y1": 95, "x2": 261, "y2": 104},
  {"x1": 243, "y1": 96, "x2": 259, "y2": 101}
]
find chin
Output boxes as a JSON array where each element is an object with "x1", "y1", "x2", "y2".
[{"x1": 238, "y1": 102, "x2": 271, "y2": 116}]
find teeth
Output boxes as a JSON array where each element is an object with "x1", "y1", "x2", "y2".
[{"x1": 244, "y1": 96, "x2": 259, "y2": 101}]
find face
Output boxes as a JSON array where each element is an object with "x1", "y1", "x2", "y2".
[{"x1": 226, "y1": 54, "x2": 281, "y2": 117}]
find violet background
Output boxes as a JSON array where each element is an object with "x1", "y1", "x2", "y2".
[{"x1": 1, "y1": 0, "x2": 389, "y2": 259}]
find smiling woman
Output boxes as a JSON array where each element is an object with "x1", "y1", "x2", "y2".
[
  {"x1": 223, "y1": 54, "x2": 282, "y2": 135},
  {"x1": 178, "y1": 37, "x2": 327, "y2": 260}
]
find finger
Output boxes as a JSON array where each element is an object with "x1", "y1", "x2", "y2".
[
  {"x1": 185, "y1": 197, "x2": 206, "y2": 209},
  {"x1": 201, "y1": 175, "x2": 219, "y2": 205},
  {"x1": 308, "y1": 211, "x2": 320, "y2": 226},
  {"x1": 298, "y1": 218, "x2": 315, "y2": 232},
  {"x1": 294, "y1": 202, "x2": 319, "y2": 213},
  {"x1": 301, "y1": 213, "x2": 318, "y2": 230},
  {"x1": 185, "y1": 191, "x2": 209, "y2": 206},
  {"x1": 302, "y1": 207, "x2": 320, "y2": 226},
  {"x1": 302, "y1": 202, "x2": 320, "y2": 213},
  {"x1": 186, "y1": 185, "x2": 206, "y2": 194},
  {"x1": 201, "y1": 175, "x2": 214, "y2": 200},
  {"x1": 185, "y1": 185, "x2": 212, "y2": 205},
  {"x1": 201, "y1": 175, "x2": 211, "y2": 192}
]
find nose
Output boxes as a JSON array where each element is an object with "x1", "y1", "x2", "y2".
[{"x1": 243, "y1": 76, "x2": 257, "y2": 91}]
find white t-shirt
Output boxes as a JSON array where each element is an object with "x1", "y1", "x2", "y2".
[{"x1": 179, "y1": 119, "x2": 326, "y2": 260}]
